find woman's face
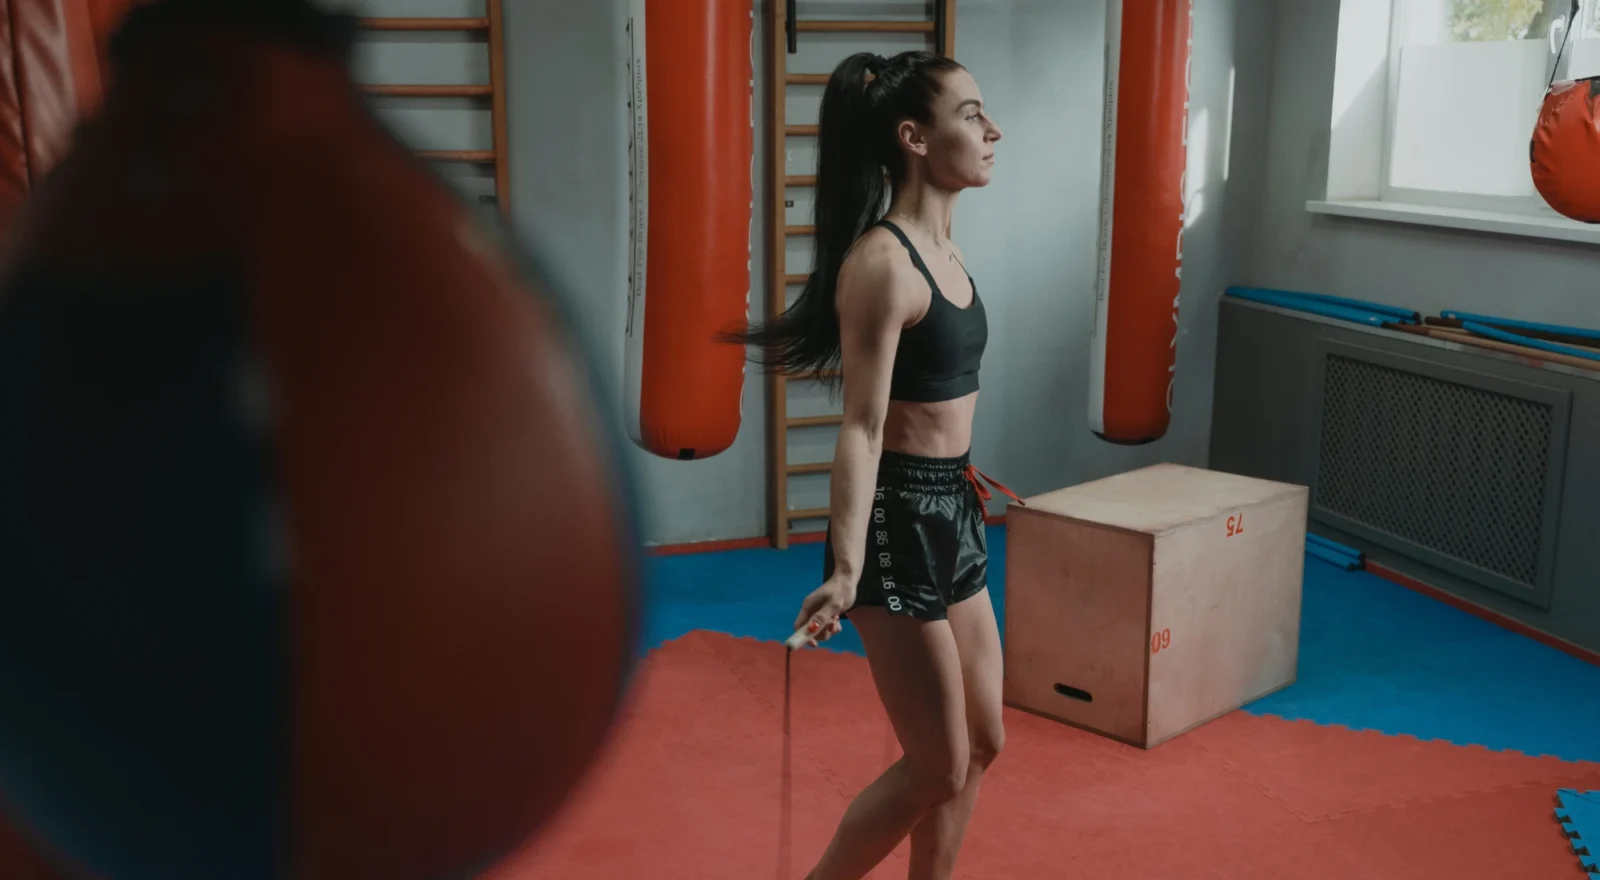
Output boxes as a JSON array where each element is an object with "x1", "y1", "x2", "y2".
[{"x1": 901, "y1": 68, "x2": 1002, "y2": 189}]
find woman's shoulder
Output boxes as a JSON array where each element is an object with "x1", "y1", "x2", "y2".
[
  {"x1": 836, "y1": 225, "x2": 927, "y2": 322},
  {"x1": 842, "y1": 224, "x2": 917, "y2": 281}
]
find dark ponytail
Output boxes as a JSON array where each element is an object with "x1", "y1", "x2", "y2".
[{"x1": 721, "y1": 50, "x2": 964, "y2": 389}]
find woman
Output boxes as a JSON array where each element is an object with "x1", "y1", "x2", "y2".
[{"x1": 727, "y1": 50, "x2": 1010, "y2": 880}]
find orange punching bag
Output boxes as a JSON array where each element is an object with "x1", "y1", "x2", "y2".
[
  {"x1": 0, "y1": 3, "x2": 641, "y2": 880},
  {"x1": 1531, "y1": 75, "x2": 1600, "y2": 223},
  {"x1": 1086, "y1": 0, "x2": 1194, "y2": 445},
  {"x1": 624, "y1": 0, "x2": 753, "y2": 460}
]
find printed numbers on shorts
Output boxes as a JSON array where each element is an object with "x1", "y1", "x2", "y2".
[
  {"x1": 886, "y1": 596, "x2": 904, "y2": 612},
  {"x1": 873, "y1": 486, "x2": 896, "y2": 599},
  {"x1": 871, "y1": 490, "x2": 890, "y2": 561}
]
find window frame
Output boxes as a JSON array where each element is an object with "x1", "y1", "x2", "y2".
[{"x1": 1375, "y1": 0, "x2": 1593, "y2": 218}]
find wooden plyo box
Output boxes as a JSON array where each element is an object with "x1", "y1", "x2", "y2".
[{"x1": 1002, "y1": 463, "x2": 1307, "y2": 749}]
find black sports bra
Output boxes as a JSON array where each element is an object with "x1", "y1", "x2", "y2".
[{"x1": 876, "y1": 220, "x2": 987, "y2": 403}]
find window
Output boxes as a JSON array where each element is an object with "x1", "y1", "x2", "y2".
[{"x1": 1324, "y1": 0, "x2": 1600, "y2": 228}]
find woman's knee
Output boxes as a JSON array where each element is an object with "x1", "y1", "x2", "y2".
[
  {"x1": 969, "y1": 722, "x2": 1004, "y2": 770},
  {"x1": 904, "y1": 744, "x2": 969, "y2": 807}
]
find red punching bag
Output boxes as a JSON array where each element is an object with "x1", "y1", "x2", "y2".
[
  {"x1": 1531, "y1": 75, "x2": 1600, "y2": 223},
  {"x1": 623, "y1": 0, "x2": 753, "y2": 461},
  {"x1": 0, "y1": 3, "x2": 641, "y2": 880},
  {"x1": 1086, "y1": 0, "x2": 1194, "y2": 445}
]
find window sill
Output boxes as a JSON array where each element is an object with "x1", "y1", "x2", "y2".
[{"x1": 1305, "y1": 198, "x2": 1600, "y2": 247}]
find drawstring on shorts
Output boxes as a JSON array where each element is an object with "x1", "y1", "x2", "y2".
[{"x1": 964, "y1": 463, "x2": 1026, "y2": 509}]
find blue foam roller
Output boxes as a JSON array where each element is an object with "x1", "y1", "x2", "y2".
[
  {"x1": 1306, "y1": 531, "x2": 1364, "y2": 561},
  {"x1": 1235, "y1": 286, "x2": 1420, "y2": 323},
  {"x1": 1224, "y1": 287, "x2": 1392, "y2": 328},
  {"x1": 1306, "y1": 542, "x2": 1361, "y2": 571}
]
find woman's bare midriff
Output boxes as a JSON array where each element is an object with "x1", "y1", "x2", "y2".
[{"x1": 881, "y1": 391, "x2": 978, "y2": 460}]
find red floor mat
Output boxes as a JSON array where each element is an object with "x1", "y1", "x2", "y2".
[
  {"x1": 0, "y1": 630, "x2": 1591, "y2": 878},
  {"x1": 498, "y1": 631, "x2": 1600, "y2": 879},
  {"x1": 1184, "y1": 710, "x2": 1596, "y2": 821},
  {"x1": 1331, "y1": 778, "x2": 1600, "y2": 878}
]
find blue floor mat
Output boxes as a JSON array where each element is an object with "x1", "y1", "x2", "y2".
[
  {"x1": 640, "y1": 538, "x2": 859, "y2": 654},
  {"x1": 640, "y1": 526, "x2": 1600, "y2": 762},
  {"x1": 1247, "y1": 562, "x2": 1600, "y2": 761},
  {"x1": 1556, "y1": 789, "x2": 1600, "y2": 878}
]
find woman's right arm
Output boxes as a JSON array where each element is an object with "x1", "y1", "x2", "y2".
[{"x1": 793, "y1": 235, "x2": 920, "y2": 639}]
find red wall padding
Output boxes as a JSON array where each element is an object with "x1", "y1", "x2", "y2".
[
  {"x1": 0, "y1": 6, "x2": 141, "y2": 872},
  {"x1": 0, "y1": 0, "x2": 141, "y2": 241}
]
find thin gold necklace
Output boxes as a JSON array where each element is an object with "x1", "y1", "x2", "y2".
[{"x1": 889, "y1": 211, "x2": 959, "y2": 264}]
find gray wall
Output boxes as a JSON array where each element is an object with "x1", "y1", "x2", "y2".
[
  {"x1": 1240, "y1": 0, "x2": 1600, "y2": 327},
  {"x1": 345, "y1": 0, "x2": 1268, "y2": 547}
]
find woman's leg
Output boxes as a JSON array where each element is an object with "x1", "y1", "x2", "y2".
[
  {"x1": 805, "y1": 607, "x2": 970, "y2": 880},
  {"x1": 906, "y1": 588, "x2": 1004, "y2": 879}
]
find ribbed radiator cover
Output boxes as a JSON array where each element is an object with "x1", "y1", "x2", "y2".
[{"x1": 1311, "y1": 343, "x2": 1571, "y2": 608}]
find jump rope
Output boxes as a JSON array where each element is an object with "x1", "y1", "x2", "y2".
[
  {"x1": 772, "y1": 469, "x2": 1015, "y2": 875},
  {"x1": 776, "y1": 625, "x2": 810, "y2": 880},
  {"x1": 777, "y1": 622, "x2": 900, "y2": 879}
]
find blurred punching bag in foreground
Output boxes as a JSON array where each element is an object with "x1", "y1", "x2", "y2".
[
  {"x1": 0, "y1": 2, "x2": 642, "y2": 879},
  {"x1": 0, "y1": 2, "x2": 142, "y2": 877}
]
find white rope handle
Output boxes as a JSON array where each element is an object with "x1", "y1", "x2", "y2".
[{"x1": 784, "y1": 625, "x2": 814, "y2": 651}]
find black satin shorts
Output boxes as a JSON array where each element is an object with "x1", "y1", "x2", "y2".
[{"x1": 823, "y1": 450, "x2": 992, "y2": 622}]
